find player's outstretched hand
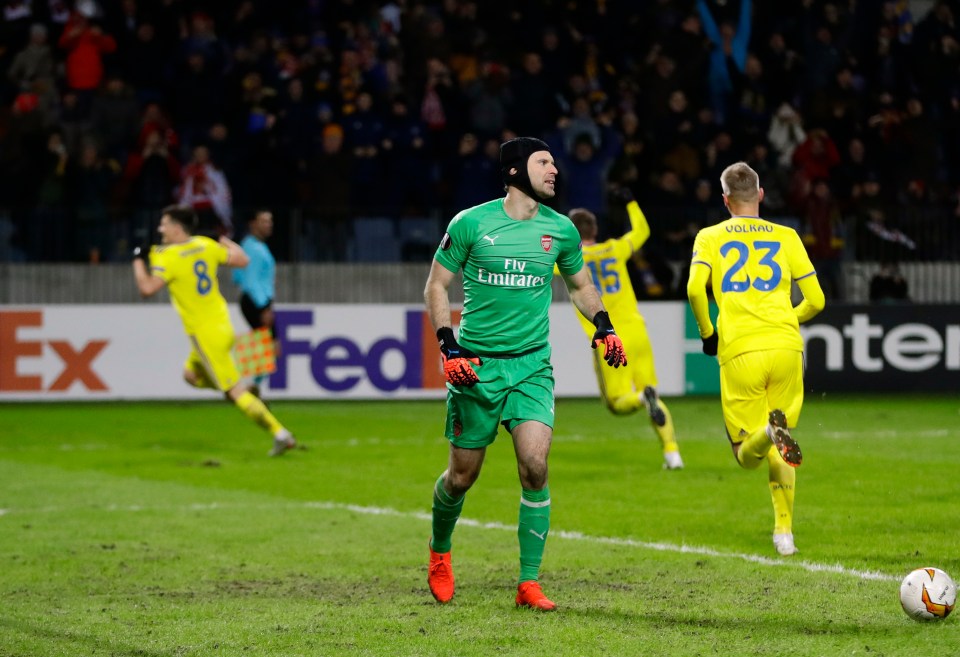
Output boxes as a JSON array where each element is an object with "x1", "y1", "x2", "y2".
[
  {"x1": 591, "y1": 311, "x2": 627, "y2": 368},
  {"x1": 132, "y1": 245, "x2": 150, "y2": 263},
  {"x1": 437, "y1": 327, "x2": 482, "y2": 386},
  {"x1": 610, "y1": 186, "x2": 635, "y2": 206},
  {"x1": 701, "y1": 330, "x2": 719, "y2": 356}
]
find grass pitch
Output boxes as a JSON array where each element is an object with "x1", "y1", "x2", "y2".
[{"x1": 1, "y1": 395, "x2": 958, "y2": 656}]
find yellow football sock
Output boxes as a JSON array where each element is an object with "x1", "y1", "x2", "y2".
[
  {"x1": 652, "y1": 399, "x2": 679, "y2": 454},
  {"x1": 767, "y1": 447, "x2": 796, "y2": 534},
  {"x1": 234, "y1": 390, "x2": 283, "y2": 435},
  {"x1": 736, "y1": 426, "x2": 772, "y2": 469}
]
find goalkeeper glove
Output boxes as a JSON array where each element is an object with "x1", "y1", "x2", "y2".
[
  {"x1": 701, "y1": 330, "x2": 718, "y2": 356},
  {"x1": 591, "y1": 311, "x2": 627, "y2": 368},
  {"x1": 437, "y1": 327, "x2": 482, "y2": 386}
]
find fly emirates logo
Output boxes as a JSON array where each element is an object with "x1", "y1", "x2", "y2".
[{"x1": 477, "y1": 259, "x2": 546, "y2": 287}]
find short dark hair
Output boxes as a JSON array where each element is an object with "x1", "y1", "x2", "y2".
[
  {"x1": 161, "y1": 205, "x2": 199, "y2": 234},
  {"x1": 568, "y1": 208, "x2": 597, "y2": 240},
  {"x1": 250, "y1": 208, "x2": 272, "y2": 223}
]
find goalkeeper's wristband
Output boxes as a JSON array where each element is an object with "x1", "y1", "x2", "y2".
[
  {"x1": 437, "y1": 327, "x2": 458, "y2": 357},
  {"x1": 593, "y1": 310, "x2": 614, "y2": 333}
]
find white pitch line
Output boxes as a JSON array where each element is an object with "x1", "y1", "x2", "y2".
[{"x1": 1, "y1": 500, "x2": 899, "y2": 583}]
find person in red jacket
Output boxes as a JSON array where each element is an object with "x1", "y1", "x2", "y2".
[{"x1": 58, "y1": 7, "x2": 116, "y2": 115}]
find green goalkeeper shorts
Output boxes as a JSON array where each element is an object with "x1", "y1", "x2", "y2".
[{"x1": 444, "y1": 345, "x2": 555, "y2": 448}]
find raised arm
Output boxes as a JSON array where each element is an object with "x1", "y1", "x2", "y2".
[
  {"x1": 624, "y1": 200, "x2": 651, "y2": 252},
  {"x1": 219, "y1": 235, "x2": 250, "y2": 268},
  {"x1": 132, "y1": 255, "x2": 166, "y2": 298}
]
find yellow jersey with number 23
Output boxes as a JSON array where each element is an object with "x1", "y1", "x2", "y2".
[{"x1": 690, "y1": 217, "x2": 816, "y2": 364}]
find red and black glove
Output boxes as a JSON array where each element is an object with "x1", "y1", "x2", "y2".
[
  {"x1": 591, "y1": 311, "x2": 627, "y2": 368},
  {"x1": 437, "y1": 327, "x2": 482, "y2": 386}
]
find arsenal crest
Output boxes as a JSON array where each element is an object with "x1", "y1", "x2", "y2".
[{"x1": 540, "y1": 235, "x2": 553, "y2": 251}]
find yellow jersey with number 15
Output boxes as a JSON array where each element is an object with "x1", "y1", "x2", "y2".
[
  {"x1": 572, "y1": 202, "x2": 651, "y2": 334},
  {"x1": 149, "y1": 236, "x2": 231, "y2": 334},
  {"x1": 690, "y1": 217, "x2": 816, "y2": 363}
]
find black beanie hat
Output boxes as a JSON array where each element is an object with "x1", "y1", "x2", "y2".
[{"x1": 500, "y1": 137, "x2": 551, "y2": 200}]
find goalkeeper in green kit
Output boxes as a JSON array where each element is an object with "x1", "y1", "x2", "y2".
[{"x1": 423, "y1": 137, "x2": 627, "y2": 611}]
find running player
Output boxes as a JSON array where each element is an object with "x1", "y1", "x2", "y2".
[
  {"x1": 686, "y1": 162, "x2": 825, "y2": 555},
  {"x1": 131, "y1": 205, "x2": 297, "y2": 457},
  {"x1": 567, "y1": 192, "x2": 683, "y2": 470},
  {"x1": 424, "y1": 137, "x2": 626, "y2": 610}
]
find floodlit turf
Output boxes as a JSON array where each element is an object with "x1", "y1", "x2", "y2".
[{"x1": 1, "y1": 394, "x2": 958, "y2": 656}]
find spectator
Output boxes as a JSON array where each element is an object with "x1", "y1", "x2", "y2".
[
  {"x1": 418, "y1": 58, "x2": 463, "y2": 159},
  {"x1": 122, "y1": 21, "x2": 168, "y2": 105},
  {"x1": 31, "y1": 130, "x2": 71, "y2": 261},
  {"x1": 507, "y1": 52, "x2": 557, "y2": 138},
  {"x1": 122, "y1": 128, "x2": 180, "y2": 245},
  {"x1": 791, "y1": 128, "x2": 841, "y2": 186},
  {"x1": 177, "y1": 145, "x2": 233, "y2": 236},
  {"x1": 800, "y1": 178, "x2": 845, "y2": 299},
  {"x1": 767, "y1": 102, "x2": 807, "y2": 169},
  {"x1": 382, "y1": 94, "x2": 431, "y2": 215},
  {"x1": 172, "y1": 51, "x2": 225, "y2": 156},
  {"x1": 58, "y1": 5, "x2": 117, "y2": 114},
  {"x1": 89, "y1": 74, "x2": 140, "y2": 162},
  {"x1": 277, "y1": 77, "x2": 316, "y2": 177},
  {"x1": 72, "y1": 142, "x2": 120, "y2": 262},
  {"x1": 869, "y1": 262, "x2": 910, "y2": 303},
  {"x1": 549, "y1": 122, "x2": 622, "y2": 217},
  {"x1": 463, "y1": 59, "x2": 512, "y2": 138},
  {"x1": 305, "y1": 123, "x2": 352, "y2": 261},
  {"x1": 344, "y1": 90, "x2": 384, "y2": 215},
  {"x1": 832, "y1": 137, "x2": 870, "y2": 209},
  {"x1": 7, "y1": 23, "x2": 55, "y2": 93},
  {"x1": 450, "y1": 132, "x2": 500, "y2": 212},
  {"x1": 762, "y1": 31, "x2": 803, "y2": 109},
  {"x1": 696, "y1": 0, "x2": 752, "y2": 124},
  {"x1": 646, "y1": 169, "x2": 693, "y2": 260}
]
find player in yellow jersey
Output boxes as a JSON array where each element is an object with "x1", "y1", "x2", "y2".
[
  {"x1": 567, "y1": 193, "x2": 683, "y2": 470},
  {"x1": 131, "y1": 205, "x2": 298, "y2": 457},
  {"x1": 686, "y1": 162, "x2": 825, "y2": 556}
]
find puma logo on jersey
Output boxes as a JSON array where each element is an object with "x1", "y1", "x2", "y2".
[{"x1": 482, "y1": 235, "x2": 500, "y2": 245}]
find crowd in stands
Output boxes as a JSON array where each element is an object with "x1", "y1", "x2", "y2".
[{"x1": 1, "y1": 0, "x2": 959, "y2": 301}]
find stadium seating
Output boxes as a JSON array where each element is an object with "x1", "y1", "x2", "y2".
[{"x1": 349, "y1": 217, "x2": 401, "y2": 262}]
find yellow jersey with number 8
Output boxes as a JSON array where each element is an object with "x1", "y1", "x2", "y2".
[{"x1": 149, "y1": 236, "x2": 231, "y2": 334}]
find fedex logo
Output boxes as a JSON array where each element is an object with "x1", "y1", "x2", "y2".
[
  {"x1": 0, "y1": 311, "x2": 109, "y2": 392},
  {"x1": 271, "y1": 309, "x2": 450, "y2": 392}
]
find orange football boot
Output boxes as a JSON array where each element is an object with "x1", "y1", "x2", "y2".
[
  {"x1": 428, "y1": 543, "x2": 455, "y2": 603},
  {"x1": 515, "y1": 581, "x2": 556, "y2": 611}
]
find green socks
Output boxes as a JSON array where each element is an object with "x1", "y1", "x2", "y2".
[
  {"x1": 518, "y1": 486, "x2": 551, "y2": 583},
  {"x1": 430, "y1": 475, "x2": 464, "y2": 554}
]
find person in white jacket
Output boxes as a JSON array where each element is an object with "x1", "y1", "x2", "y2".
[{"x1": 767, "y1": 103, "x2": 807, "y2": 169}]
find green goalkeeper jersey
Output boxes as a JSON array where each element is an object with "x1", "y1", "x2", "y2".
[{"x1": 434, "y1": 199, "x2": 584, "y2": 355}]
